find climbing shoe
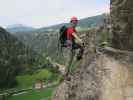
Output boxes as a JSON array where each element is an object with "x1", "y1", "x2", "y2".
[
  {"x1": 64, "y1": 73, "x2": 71, "y2": 81},
  {"x1": 77, "y1": 55, "x2": 82, "y2": 60}
]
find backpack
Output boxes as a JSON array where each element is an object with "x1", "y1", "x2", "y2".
[{"x1": 59, "y1": 25, "x2": 68, "y2": 47}]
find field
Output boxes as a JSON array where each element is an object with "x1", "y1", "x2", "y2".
[{"x1": 8, "y1": 86, "x2": 56, "y2": 100}]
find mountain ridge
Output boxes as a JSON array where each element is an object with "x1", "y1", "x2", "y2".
[
  {"x1": 7, "y1": 14, "x2": 105, "y2": 33},
  {"x1": 6, "y1": 24, "x2": 36, "y2": 33}
]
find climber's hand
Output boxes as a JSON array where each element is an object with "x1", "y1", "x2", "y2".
[{"x1": 81, "y1": 42, "x2": 85, "y2": 47}]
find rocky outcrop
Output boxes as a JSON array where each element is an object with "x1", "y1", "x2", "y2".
[
  {"x1": 52, "y1": 30, "x2": 133, "y2": 100},
  {"x1": 53, "y1": 31, "x2": 101, "y2": 100},
  {"x1": 110, "y1": 0, "x2": 133, "y2": 50}
]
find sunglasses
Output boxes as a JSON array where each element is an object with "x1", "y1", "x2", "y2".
[{"x1": 72, "y1": 20, "x2": 78, "y2": 23}]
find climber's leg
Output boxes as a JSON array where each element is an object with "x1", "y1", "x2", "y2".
[
  {"x1": 67, "y1": 49, "x2": 75, "y2": 74},
  {"x1": 77, "y1": 45, "x2": 84, "y2": 60},
  {"x1": 63, "y1": 48, "x2": 75, "y2": 80},
  {"x1": 72, "y1": 43, "x2": 84, "y2": 60}
]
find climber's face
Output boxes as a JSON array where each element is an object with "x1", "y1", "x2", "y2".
[{"x1": 71, "y1": 20, "x2": 78, "y2": 28}]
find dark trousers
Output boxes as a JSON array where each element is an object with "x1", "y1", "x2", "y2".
[{"x1": 72, "y1": 42, "x2": 84, "y2": 57}]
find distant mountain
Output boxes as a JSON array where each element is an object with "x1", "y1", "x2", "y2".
[
  {"x1": 36, "y1": 14, "x2": 105, "y2": 33},
  {"x1": 7, "y1": 14, "x2": 105, "y2": 34},
  {"x1": 78, "y1": 14, "x2": 105, "y2": 28},
  {"x1": 6, "y1": 24, "x2": 36, "y2": 33}
]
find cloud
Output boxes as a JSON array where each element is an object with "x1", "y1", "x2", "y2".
[{"x1": 0, "y1": 0, "x2": 110, "y2": 28}]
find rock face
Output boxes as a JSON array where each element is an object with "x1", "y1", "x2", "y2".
[
  {"x1": 53, "y1": 32, "x2": 133, "y2": 100},
  {"x1": 110, "y1": 0, "x2": 133, "y2": 50}
]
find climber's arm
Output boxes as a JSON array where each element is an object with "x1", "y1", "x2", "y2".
[{"x1": 72, "y1": 32, "x2": 83, "y2": 44}]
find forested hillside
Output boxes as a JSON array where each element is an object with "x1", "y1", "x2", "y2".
[{"x1": 0, "y1": 27, "x2": 36, "y2": 88}]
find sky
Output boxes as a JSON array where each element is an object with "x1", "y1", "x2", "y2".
[{"x1": 0, "y1": 0, "x2": 110, "y2": 28}]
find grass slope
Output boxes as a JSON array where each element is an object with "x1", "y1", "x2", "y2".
[{"x1": 8, "y1": 86, "x2": 56, "y2": 100}]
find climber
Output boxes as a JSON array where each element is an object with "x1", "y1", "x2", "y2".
[
  {"x1": 59, "y1": 16, "x2": 84, "y2": 60},
  {"x1": 59, "y1": 16, "x2": 84, "y2": 81},
  {"x1": 67, "y1": 16, "x2": 84, "y2": 60}
]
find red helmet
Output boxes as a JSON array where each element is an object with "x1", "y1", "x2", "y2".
[{"x1": 70, "y1": 16, "x2": 78, "y2": 22}]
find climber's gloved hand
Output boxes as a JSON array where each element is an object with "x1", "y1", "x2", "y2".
[{"x1": 81, "y1": 42, "x2": 85, "y2": 47}]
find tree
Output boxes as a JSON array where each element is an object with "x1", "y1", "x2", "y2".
[{"x1": 35, "y1": 69, "x2": 52, "y2": 82}]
